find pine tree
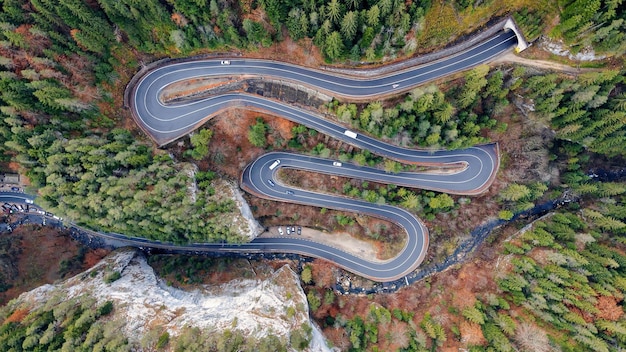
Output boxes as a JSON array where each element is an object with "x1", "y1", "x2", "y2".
[
  {"x1": 325, "y1": 0, "x2": 342, "y2": 25},
  {"x1": 499, "y1": 184, "x2": 531, "y2": 202},
  {"x1": 340, "y1": 11, "x2": 357, "y2": 41},
  {"x1": 324, "y1": 31, "x2": 344, "y2": 60},
  {"x1": 401, "y1": 192, "x2": 419, "y2": 210},
  {"x1": 462, "y1": 306, "x2": 485, "y2": 325},
  {"x1": 301, "y1": 266, "x2": 312, "y2": 284},
  {"x1": 366, "y1": 5, "x2": 380, "y2": 27}
]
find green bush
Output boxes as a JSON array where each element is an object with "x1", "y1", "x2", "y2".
[
  {"x1": 499, "y1": 210, "x2": 514, "y2": 221},
  {"x1": 156, "y1": 332, "x2": 169, "y2": 349},
  {"x1": 97, "y1": 301, "x2": 114, "y2": 316},
  {"x1": 104, "y1": 271, "x2": 121, "y2": 284}
]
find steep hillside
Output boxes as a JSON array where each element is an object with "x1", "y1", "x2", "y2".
[{"x1": 0, "y1": 248, "x2": 328, "y2": 351}]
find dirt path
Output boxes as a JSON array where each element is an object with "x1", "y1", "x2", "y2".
[{"x1": 492, "y1": 51, "x2": 592, "y2": 73}]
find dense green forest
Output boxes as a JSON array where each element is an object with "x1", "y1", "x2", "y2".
[
  {"x1": 522, "y1": 70, "x2": 625, "y2": 157},
  {"x1": 0, "y1": 295, "x2": 127, "y2": 351},
  {"x1": 328, "y1": 64, "x2": 504, "y2": 149},
  {"x1": 34, "y1": 129, "x2": 243, "y2": 243},
  {"x1": 498, "y1": 191, "x2": 626, "y2": 352}
]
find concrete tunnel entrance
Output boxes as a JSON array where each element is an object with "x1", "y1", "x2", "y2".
[{"x1": 504, "y1": 17, "x2": 529, "y2": 52}]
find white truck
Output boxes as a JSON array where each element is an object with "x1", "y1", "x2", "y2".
[
  {"x1": 269, "y1": 159, "x2": 281, "y2": 170},
  {"x1": 344, "y1": 130, "x2": 357, "y2": 139}
]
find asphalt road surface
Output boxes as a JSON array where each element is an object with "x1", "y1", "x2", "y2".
[
  {"x1": 132, "y1": 31, "x2": 517, "y2": 145},
  {"x1": 0, "y1": 191, "x2": 35, "y2": 205},
  {"x1": 4, "y1": 31, "x2": 516, "y2": 282}
]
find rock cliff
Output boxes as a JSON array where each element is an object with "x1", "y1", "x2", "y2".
[{"x1": 6, "y1": 248, "x2": 329, "y2": 351}]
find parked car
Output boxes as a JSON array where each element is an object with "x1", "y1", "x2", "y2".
[
  {"x1": 297, "y1": 226, "x2": 302, "y2": 235},
  {"x1": 278, "y1": 226, "x2": 284, "y2": 235},
  {"x1": 286, "y1": 226, "x2": 291, "y2": 235}
]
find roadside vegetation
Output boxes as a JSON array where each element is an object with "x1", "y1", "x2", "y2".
[{"x1": 327, "y1": 65, "x2": 505, "y2": 149}]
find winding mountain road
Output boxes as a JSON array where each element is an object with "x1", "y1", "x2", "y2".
[
  {"x1": 133, "y1": 31, "x2": 517, "y2": 145},
  {"x1": 127, "y1": 30, "x2": 517, "y2": 281},
  {"x1": 20, "y1": 30, "x2": 517, "y2": 282}
]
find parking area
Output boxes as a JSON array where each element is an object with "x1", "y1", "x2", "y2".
[{"x1": 259, "y1": 226, "x2": 383, "y2": 262}]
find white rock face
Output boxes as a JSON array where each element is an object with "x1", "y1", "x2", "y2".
[
  {"x1": 228, "y1": 180, "x2": 265, "y2": 240},
  {"x1": 18, "y1": 249, "x2": 330, "y2": 351},
  {"x1": 540, "y1": 38, "x2": 606, "y2": 61}
]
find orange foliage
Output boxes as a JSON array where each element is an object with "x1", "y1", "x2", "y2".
[
  {"x1": 313, "y1": 302, "x2": 332, "y2": 320},
  {"x1": 569, "y1": 306, "x2": 594, "y2": 323},
  {"x1": 15, "y1": 24, "x2": 50, "y2": 55},
  {"x1": 53, "y1": 53, "x2": 98, "y2": 103},
  {"x1": 460, "y1": 321, "x2": 486, "y2": 345},
  {"x1": 69, "y1": 29, "x2": 82, "y2": 48},
  {"x1": 268, "y1": 118, "x2": 295, "y2": 141},
  {"x1": 84, "y1": 248, "x2": 110, "y2": 267},
  {"x1": 310, "y1": 259, "x2": 337, "y2": 288},
  {"x1": 379, "y1": 320, "x2": 411, "y2": 350},
  {"x1": 596, "y1": 296, "x2": 624, "y2": 321},
  {"x1": 4, "y1": 308, "x2": 29, "y2": 324},
  {"x1": 171, "y1": 12, "x2": 188, "y2": 27},
  {"x1": 323, "y1": 326, "x2": 350, "y2": 350}
]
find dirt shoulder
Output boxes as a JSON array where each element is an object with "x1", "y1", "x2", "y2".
[
  {"x1": 258, "y1": 226, "x2": 385, "y2": 263},
  {"x1": 492, "y1": 51, "x2": 591, "y2": 73}
]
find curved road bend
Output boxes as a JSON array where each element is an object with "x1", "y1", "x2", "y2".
[
  {"x1": 96, "y1": 31, "x2": 515, "y2": 282},
  {"x1": 132, "y1": 31, "x2": 517, "y2": 145}
]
